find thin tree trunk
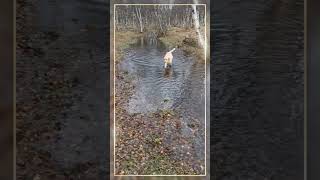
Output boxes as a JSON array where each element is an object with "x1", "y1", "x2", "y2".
[
  {"x1": 135, "y1": 6, "x2": 143, "y2": 33},
  {"x1": 192, "y1": 4, "x2": 205, "y2": 48}
]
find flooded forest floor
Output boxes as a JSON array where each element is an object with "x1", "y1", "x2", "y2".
[{"x1": 114, "y1": 28, "x2": 206, "y2": 175}]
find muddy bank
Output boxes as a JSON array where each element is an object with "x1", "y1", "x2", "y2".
[
  {"x1": 114, "y1": 31, "x2": 144, "y2": 64},
  {"x1": 159, "y1": 27, "x2": 205, "y2": 61},
  {"x1": 115, "y1": 70, "x2": 204, "y2": 175}
]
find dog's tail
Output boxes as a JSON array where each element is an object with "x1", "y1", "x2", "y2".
[{"x1": 169, "y1": 48, "x2": 176, "y2": 53}]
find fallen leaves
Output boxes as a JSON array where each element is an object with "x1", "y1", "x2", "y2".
[{"x1": 114, "y1": 69, "x2": 205, "y2": 175}]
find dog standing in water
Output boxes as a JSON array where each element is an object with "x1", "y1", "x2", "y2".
[{"x1": 163, "y1": 48, "x2": 176, "y2": 68}]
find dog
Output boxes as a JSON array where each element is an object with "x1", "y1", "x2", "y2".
[{"x1": 163, "y1": 48, "x2": 176, "y2": 68}]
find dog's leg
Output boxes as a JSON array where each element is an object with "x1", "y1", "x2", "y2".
[
  {"x1": 168, "y1": 58, "x2": 172, "y2": 67},
  {"x1": 164, "y1": 58, "x2": 168, "y2": 68}
]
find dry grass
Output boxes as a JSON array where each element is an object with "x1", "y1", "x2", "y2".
[
  {"x1": 159, "y1": 27, "x2": 205, "y2": 62},
  {"x1": 114, "y1": 31, "x2": 144, "y2": 63}
]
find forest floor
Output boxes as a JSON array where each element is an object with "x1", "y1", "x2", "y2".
[{"x1": 114, "y1": 28, "x2": 206, "y2": 175}]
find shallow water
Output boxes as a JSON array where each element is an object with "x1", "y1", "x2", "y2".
[
  {"x1": 119, "y1": 35, "x2": 207, "y2": 159},
  {"x1": 120, "y1": 36, "x2": 206, "y2": 117}
]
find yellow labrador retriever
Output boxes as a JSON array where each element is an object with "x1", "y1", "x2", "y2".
[{"x1": 163, "y1": 48, "x2": 176, "y2": 68}]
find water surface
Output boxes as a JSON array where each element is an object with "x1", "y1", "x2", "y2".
[{"x1": 119, "y1": 35, "x2": 207, "y2": 159}]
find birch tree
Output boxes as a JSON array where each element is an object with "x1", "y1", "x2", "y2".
[
  {"x1": 135, "y1": 6, "x2": 144, "y2": 33},
  {"x1": 115, "y1": 5, "x2": 205, "y2": 34},
  {"x1": 191, "y1": 4, "x2": 205, "y2": 48}
]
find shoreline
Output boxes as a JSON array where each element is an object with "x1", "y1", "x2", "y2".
[
  {"x1": 115, "y1": 27, "x2": 205, "y2": 64},
  {"x1": 159, "y1": 27, "x2": 205, "y2": 61}
]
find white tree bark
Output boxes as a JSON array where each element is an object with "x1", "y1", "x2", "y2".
[
  {"x1": 135, "y1": 6, "x2": 143, "y2": 33},
  {"x1": 192, "y1": 3, "x2": 205, "y2": 48}
]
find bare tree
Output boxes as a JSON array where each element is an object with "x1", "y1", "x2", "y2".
[
  {"x1": 192, "y1": 4, "x2": 205, "y2": 48},
  {"x1": 135, "y1": 6, "x2": 144, "y2": 33},
  {"x1": 115, "y1": 5, "x2": 205, "y2": 35}
]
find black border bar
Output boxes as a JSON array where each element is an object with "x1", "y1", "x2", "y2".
[
  {"x1": 307, "y1": 0, "x2": 320, "y2": 179},
  {"x1": 0, "y1": 0, "x2": 14, "y2": 179}
]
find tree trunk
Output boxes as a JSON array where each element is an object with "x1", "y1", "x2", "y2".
[
  {"x1": 135, "y1": 6, "x2": 143, "y2": 33},
  {"x1": 192, "y1": 4, "x2": 205, "y2": 48}
]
